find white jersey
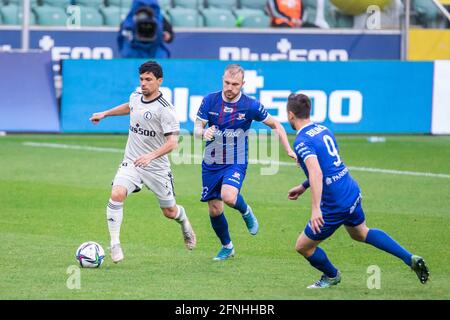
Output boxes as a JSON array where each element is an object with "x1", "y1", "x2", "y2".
[{"x1": 123, "y1": 91, "x2": 179, "y2": 171}]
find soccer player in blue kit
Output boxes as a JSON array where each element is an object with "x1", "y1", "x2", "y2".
[
  {"x1": 194, "y1": 64, "x2": 296, "y2": 261},
  {"x1": 286, "y1": 93, "x2": 429, "y2": 288}
]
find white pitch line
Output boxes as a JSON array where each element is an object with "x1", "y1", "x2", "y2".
[{"x1": 22, "y1": 142, "x2": 450, "y2": 179}]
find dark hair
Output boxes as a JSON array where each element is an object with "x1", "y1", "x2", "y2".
[
  {"x1": 287, "y1": 93, "x2": 311, "y2": 119},
  {"x1": 139, "y1": 61, "x2": 163, "y2": 79}
]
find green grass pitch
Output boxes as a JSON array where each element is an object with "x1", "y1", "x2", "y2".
[{"x1": 1, "y1": 134, "x2": 449, "y2": 299}]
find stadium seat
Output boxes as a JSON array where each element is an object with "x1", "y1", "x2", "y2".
[
  {"x1": 168, "y1": 7, "x2": 203, "y2": 27},
  {"x1": 207, "y1": 0, "x2": 237, "y2": 10},
  {"x1": 240, "y1": 0, "x2": 266, "y2": 11},
  {"x1": 5, "y1": 0, "x2": 39, "y2": 7},
  {"x1": 100, "y1": 5, "x2": 122, "y2": 26},
  {"x1": 41, "y1": 0, "x2": 72, "y2": 9},
  {"x1": 238, "y1": 12, "x2": 270, "y2": 28},
  {"x1": 159, "y1": 0, "x2": 172, "y2": 10},
  {"x1": 173, "y1": 0, "x2": 201, "y2": 10},
  {"x1": 201, "y1": 8, "x2": 236, "y2": 28},
  {"x1": 0, "y1": 4, "x2": 37, "y2": 25},
  {"x1": 33, "y1": 5, "x2": 67, "y2": 26},
  {"x1": 78, "y1": 6, "x2": 104, "y2": 26},
  {"x1": 75, "y1": 0, "x2": 105, "y2": 9},
  {"x1": 107, "y1": 0, "x2": 132, "y2": 9},
  {"x1": 302, "y1": 0, "x2": 343, "y2": 28},
  {"x1": 412, "y1": 0, "x2": 443, "y2": 28}
]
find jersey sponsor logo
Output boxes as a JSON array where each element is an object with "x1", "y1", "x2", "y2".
[
  {"x1": 237, "y1": 113, "x2": 246, "y2": 120},
  {"x1": 144, "y1": 111, "x2": 153, "y2": 121},
  {"x1": 209, "y1": 111, "x2": 219, "y2": 116},
  {"x1": 232, "y1": 172, "x2": 241, "y2": 179},
  {"x1": 129, "y1": 123, "x2": 156, "y2": 137},
  {"x1": 223, "y1": 106, "x2": 234, "y2": 113},
  {"x1": 325, "y1": 177, "x2": 332, "y2": 186},
  {"x1": 227, "y1": 178, "x2": 241, "y2": 184}
]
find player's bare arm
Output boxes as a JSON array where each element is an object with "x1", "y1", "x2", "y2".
[
  {"x1": 305, "y1": 156, "x2": 324, "y2": 234},
  {"x1": 134, "y1": 133, "x2": 178, "y2": 167},
  {"x1": 90, "y1": 103, "x2": 130, "y2": 124},
  {"x1": 194, "y1": 118, "x2": 216, "y2": 141},
  {"x1": 263, "y1": 116, "x2": 297, "y2": 160}
]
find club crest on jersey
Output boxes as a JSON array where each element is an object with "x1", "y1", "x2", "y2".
[
  {"x1": 232, "y1": 172, "x2": 241, "y2": 179},
  {"x1": 223, "y1": 106, "x2": 233, "y2": 113},
  {"x1": 144, "y1": 111, "x2": 153, "y2": 120},
  {"x1": 237, "y1": 113, "x2": 246, "y2": 120}
]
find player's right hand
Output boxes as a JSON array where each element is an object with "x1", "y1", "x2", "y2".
[
  {"x1": 310, "y1": 209, "x2": 324, "y2": 235},
  {"x1": 89, "y1": 112, "x2": 106, "y2": 124},
  {"x1": 287, "y1": 185, "x2": 305, "y2": 200},
  {"x1": 203, "y1": 125, "x2": 217, "y2": 141}
]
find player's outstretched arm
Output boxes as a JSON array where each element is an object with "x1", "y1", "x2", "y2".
[
  {"x1": 305, "y1": 156, "x2": 324, "y2": 234},
  {"x1": 134, "y1": 133, "x2": 178, "y2": 168},
  {"x1": 89, "y1": 103, "x2": 130, "y2": 124},
  {"x1": 263, "y1": 116, "x2": 297, "y2": 160}
]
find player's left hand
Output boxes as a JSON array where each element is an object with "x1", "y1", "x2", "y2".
[
  {"x1": 287, "y1": 149, "x2": 297, "y2": 161},
  {"x1": 288, "y1": 185, "x2": 305, "y2": 200},
  {"x1": 134, "y1": 154, "x2": 154, "y2": 167}
]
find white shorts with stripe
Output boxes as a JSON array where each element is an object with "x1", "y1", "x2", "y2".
[{"x1": 112, "y1": 160, "x2": 176, "y2": 208}]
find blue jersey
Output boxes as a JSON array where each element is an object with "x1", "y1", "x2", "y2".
[
  {"x1": 197, "y1": 91, "x2": 269, "y2": 170},
  {"x1": 293, "y1": 122, "x2": 361, "y2": 214}
]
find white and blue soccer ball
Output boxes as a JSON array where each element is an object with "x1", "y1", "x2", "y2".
[{"x1": 75, "y1": 241, "x2": 105, "y2": 268}]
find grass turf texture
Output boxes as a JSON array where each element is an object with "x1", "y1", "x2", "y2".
[{"x1": 0, "y1": 134, "x2": 449, "y2": 299}]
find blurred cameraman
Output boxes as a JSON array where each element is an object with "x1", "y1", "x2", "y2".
[{"x1": 118, "y1": 0, "x2": 174, "y2": 58}]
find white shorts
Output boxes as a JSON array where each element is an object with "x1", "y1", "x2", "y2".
[{"x1": 112, "y1": 160, "x2": 176, "y2": 208}]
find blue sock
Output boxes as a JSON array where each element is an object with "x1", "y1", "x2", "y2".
[
  {"x1": 306, "y1": 247, "x2": 338, "y2": 278},
  {"x1": 365, "y1": 229, "x2": 412, "y2": 266},
  {"x1": 233, "y1": 193, "x2": 248, "y2": 215},
  {"x1": 210, "y1": 213, "x2": 231, "y2": 246}
]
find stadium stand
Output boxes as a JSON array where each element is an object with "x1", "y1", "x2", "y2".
[
  {"x1": 168, "y1": 7, "x2": 204, "y2": 27},
  {"x1": 0, "y1": 0, "x2": 448, "y2": 29},
  {"x1": 0, "y1": 3, "x2": 37, "y2": 24}
]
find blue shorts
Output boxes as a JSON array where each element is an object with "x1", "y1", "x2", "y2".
[
  {"x1": 201, "y1": 164, "x2": 247, "y2": 202},
  {"x1": 304, "y1": 201, "x2": 366, "y2": 241}
]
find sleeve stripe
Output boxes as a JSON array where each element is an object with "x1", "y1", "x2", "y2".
[
  {"x1": 303, "y1": 154, "x2": 317, "y2": 162},
  {"x1": 196, "y1": 116, "x2": 208, "y2": 122},
  {"x1": 261, "y1": 114, "x2": 270, "y2": 123}
]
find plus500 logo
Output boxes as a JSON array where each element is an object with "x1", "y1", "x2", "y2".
[
  {"x1": 160, "y1": 88, "x2": 363, "y2": 124},
  {"x1": 261, "y1": 90, "x2": 363, "y2": 123}
]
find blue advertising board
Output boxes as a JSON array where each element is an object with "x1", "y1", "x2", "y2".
[
  {"x1": 0, "y1": 28, "x2": 400, "y2": 65},
  {"x1": 61, "y1": 59, "x2": 433, "y2": 134},
  {"x1": 0, "y1": 51, "x2": 60, "y2": 132}
]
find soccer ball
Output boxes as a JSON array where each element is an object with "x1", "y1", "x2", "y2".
[{"x1": 75, "y1": 241, "x2": 105, "y2": 268}]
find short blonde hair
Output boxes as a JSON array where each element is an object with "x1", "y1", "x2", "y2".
[{"x1": 224, "y1": 64, "x2": 245, "y2": 79}]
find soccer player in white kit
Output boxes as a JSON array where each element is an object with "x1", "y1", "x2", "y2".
[{"x1": 89, "y1": 61, "x2": 196, "y2": 263}]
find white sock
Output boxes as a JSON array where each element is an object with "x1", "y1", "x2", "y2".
[
  {"x1": 174, "y1": 205, "x2": 186, "y2": 224},
  {"x1": 107, "y1": 199, "x2": 123, "y2": 247},
  {"x1": 223, "y1": 242, "x2": 233, "y2": 249}
]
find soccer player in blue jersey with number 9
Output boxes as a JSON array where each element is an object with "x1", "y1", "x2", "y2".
[{"x1": 286, "y1": 93, "x2": 429, "y2": 288}]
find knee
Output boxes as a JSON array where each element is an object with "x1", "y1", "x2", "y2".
[
  {"x1": 162, "y1": 206, "x2": 177, "y2": 219},
  {"x1": 111, "y1": 188, "x2": 127, "y2": 202},
  {"x1": 350, "y1": 233, "x2": 367, "y2": 242},
  {"x1": 208, "y1": 205, "x2": 222, "y2": 217},
  {"x1": 295, "y1": 243, "x2": 314, "y2": 257},
  {"x1": 221, "y1": 191, "x2": 236, "y2": 207}
]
